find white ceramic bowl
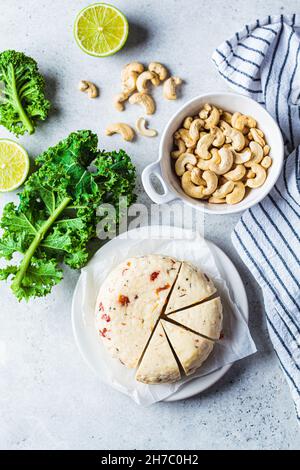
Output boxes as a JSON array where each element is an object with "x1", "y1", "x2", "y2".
[{"x1": 142, "y1": 92, "x2": 284, "y2": 214}]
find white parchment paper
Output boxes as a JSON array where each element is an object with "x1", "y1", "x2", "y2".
[{"x1": 73, "y1": 226, "x2": 257, "y2": 405}]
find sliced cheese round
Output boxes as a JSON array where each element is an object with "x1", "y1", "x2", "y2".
[
  {"x1": 135, "y1": 322, "x2": 181, "y2": 384},
  {"x1": 161, "y1": 320, "x2": 214, "y2": 376},
  {"x1": 95, "y1": 255, "x2": 181, "y2": 368},
  {"x1": 165, "y1": 262, "x2": 216, "y2": 314},
  {"x1": 168, "y1": 297, "x2": 223, "y2": 340}
]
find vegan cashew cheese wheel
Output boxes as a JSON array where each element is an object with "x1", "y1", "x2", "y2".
[
  {"x1": 95, "y1": 255, "x2": 181, "y2": 368},
  {"x1": 168, "y1": 297, "x2": 223, "y2": 340},
  {"x1": 161, "y1": 320, "x2": 214, "y2": 376},
  {"x1": 165, "y1": 261, "x2": 216, "y2": 314},
  {"x1": 95, "y1": 255, "x2": 220, "y2": 383},
  {"x1": 135, "y1": 322, "x2": 181, "y2": 384}
]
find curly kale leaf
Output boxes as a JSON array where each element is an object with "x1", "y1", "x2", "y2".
[
  {"x1": 0, "y1": 50, "x2": 50, "y2": 135},
  {"x1": 0, "y1": 131, "x2": 136, "y2": 301}
]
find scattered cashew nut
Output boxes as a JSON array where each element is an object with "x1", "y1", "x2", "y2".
[
  {"x1": 136, "y1": 71, "x2": 156, "y2": 93},
  {"x1": 113, "y1": 92, "x2": 130, "y2": 111},
  {"x1": 136, "y1": 117, "x2": 157, "y2": 137},
  {"x1": 121, "y1": 62, "x2": 144, "y2": 94},
  {"x1": 78, "y1": 80, "x2": 98, "y2": 98},
  {"x1": 129, "y1": 92, "x2": 156, "y2": 114},
  {"x1": 163, "y1": 76, "x2": 182, "y2": 100},
  {"x1": 105, "y1": 123, "x2": 135, "y2": 141},
  {"x1": 148, "y1": 62, "x2": 168, "y2": 82}
]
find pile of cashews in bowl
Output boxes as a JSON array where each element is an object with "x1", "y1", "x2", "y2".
[{"x1": 171, "y1": 104, "x2": 272, "y2": 205}]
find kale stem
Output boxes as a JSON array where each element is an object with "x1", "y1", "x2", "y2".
[
  {"x1": 11, "y1": 196, "x2": 71, "y2": 294},
  {"x1": 9, "y1": 64, "x2": 34, "y2": 134}
]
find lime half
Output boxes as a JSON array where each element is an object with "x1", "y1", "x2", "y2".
[
  {"x1": 74, "y1": 3, "x2": 129, "y2": 57},
  {"x1": 0, "y1": 139, "x2": 29, "y2": 192}
]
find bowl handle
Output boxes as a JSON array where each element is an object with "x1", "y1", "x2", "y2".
[{"x1": 142, "y1": 161, "x2": 177, "y2": 204}]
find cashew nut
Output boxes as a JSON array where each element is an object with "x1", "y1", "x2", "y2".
[
  {"x1": 208, "y1": 196, "x2": 226, "y2": 204},
  {"x1": 261, "y1": 156, "x2": 272, "y2": 169},
  {"x1": 183, "y1": 116, "x2": 193, "y2": 129},
  {"x1": 220, "y1": 121, "x2": 245, "y2": 151},
  {"x1": 234, "y1": 148, "x2": 252, "y2": 164},
  {"x1": 181, "y1": 171, "x2": 205, "y2": 199},
  {"x1": 231, "y1": 112, "x2": 256, "y2": 131},
  {"x1": 175, "y1": 153, "x2": 197, "y2": 176},
  {"x1": 249, "y1": 128, "x2": 265, "y2": 147},
  {"x1": 105, "y1": 123, "x2": 135, "y2": 141},
  {"x1": 189, "y1": 119, "x2": 205, "y2": 141},
  {"x1": 191, "y1": 167, "x2": 206, "y2": 186},
  {"x1": 195, "y1": 129, "x2": 217, "y2": 159},
  {"x1": 199, "y1": 109, "x2": 209, "y2": 119},
  {"x1": 226, "y1": 182, "x2": 246, "y2": 205},
  {"x1": 212, "y1": 127, "x2": 225, "y2": 147},
  {"x1": 113, "y1": 92, "x2": 130, "y2": 111},
  {"x1": 171, "y1": 139, "x2": 186, "y2": 159},
  {"x1": 249, "y1": 141, "x2": 264, "y2": 163},
  {"x1": 136, "y1": 117, "x2": 157, "y2": 137},
  {"x1": 148, "y1": 62, "x2": 168, "y2": 81},
  {"x1": 174, "y1": 128, "x2": 195, "y2": 148},
  {"x1": 181, "y1": 170, "x2": 218, "y2": 198},
  {"x1": 204, "y1": 106, "x2": 220, "y2": 129},
  {"x1": 209, "y1": 147, "x2": 234, "y2": 175},
  {"x1": 136, "y1": 71, "x2": 156, "y2": 93},
  {"x1": 163, "y1": 77, "x2": 182, "y2": 100},
  {"x1": 197, "y1": 157, "x2": 213, "y2": 171},
  {"x1": 224, "y1": 164, "x2": 246, "y2": 181},
  {"x1": 78, "y1": 80, "x2": 98, "y2": 98},
  {"x1": 201, "y1": 170, "x2": 218, "y2": 195},
  {"x1": 245, "y1": 162, "x2": 266, "y2": 188},
  {"x1": 120, "y1": 63, "x2": 144, "y2": 94},
  {"x1": 129, "y1": 92, "x2": 156, "y2": 115},
  {"x1": 221, "y1": 111, "x2": 233, "y2": 125},
  {"x1": 212, "y1": 180, "x2": 235, "y2": 199}
]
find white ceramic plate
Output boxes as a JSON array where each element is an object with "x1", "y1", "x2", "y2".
[{"x1": 72, "y1": 226, "x2": 248, "y2": 402}]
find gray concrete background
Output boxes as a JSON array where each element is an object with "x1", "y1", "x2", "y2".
[{"x1": 0, "y1": 0, "x2": 299, "y2": 450}]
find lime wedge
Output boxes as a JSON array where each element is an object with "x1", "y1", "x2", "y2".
[
  {"x1": 74, "y1": 3, "x2": 129, "y2": 57},
  {"x1": 0, "y1": 139, "x2": 29, "y2": 192}
]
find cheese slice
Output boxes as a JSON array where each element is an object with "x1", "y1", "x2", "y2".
[
  {"x1": 161, "y1": 320, "x2": 214, "y2": 376},
  {"x1": 165, "y1": 262, "x2": 216, "y2": 314},
  {"x1": 95, "y1": 255, "x2": 181, "y2": 368},
  {"x1": 168, "y1": 297, "x2": 223, "y2": 340},
  {"x1": 135, "y1": 322, "x2": 181, "y2": 384}
]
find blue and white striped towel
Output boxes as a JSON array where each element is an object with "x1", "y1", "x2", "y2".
[{"x1": 212, "y1": 14, "x2": 300, "y2": 421}]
